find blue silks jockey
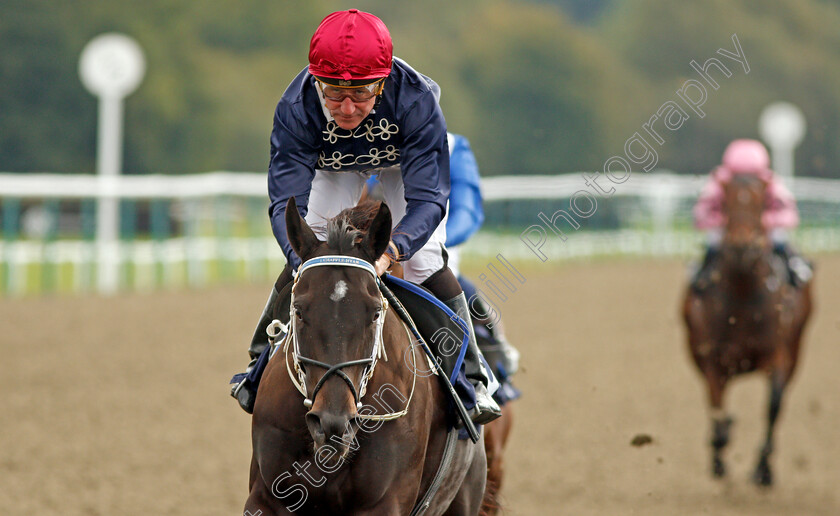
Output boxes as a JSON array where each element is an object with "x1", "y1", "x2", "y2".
[
  {"x1": 366, "y1": 133, "x2": 521, "y2": 397},
  {"x1": 442, "y1": 134, "x2": 520, "y2": 388}
]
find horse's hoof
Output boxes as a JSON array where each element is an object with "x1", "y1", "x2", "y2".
[
  {"x1": 712, "y1": 458, "x2": 726, "y2": 478},
  {"x1": 752, "y1": 454, "x2": 774, "y2": 486},
  {"x1": 752, "y1": 465, "x2": 773, "y2": 487},
  {"x1": 753, "y1": 470, "x2": 773, "y2": 487}
]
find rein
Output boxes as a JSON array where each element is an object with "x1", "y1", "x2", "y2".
[{"x1": 272, "y1": 255, "x2": 420, "y2": 421}]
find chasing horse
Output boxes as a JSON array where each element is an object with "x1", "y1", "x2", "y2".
[
  {"x1": 683, "y1": 139, "x2": 813, "y2": 486},
  {"x1": 469, "y1": 307, "x2": 519, "y2": 515},
  {"x1": 242, "y1": 199, "x2": 490, "y2": 514}
]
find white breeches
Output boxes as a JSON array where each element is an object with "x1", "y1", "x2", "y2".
[
  {"x1": 304, "y1": 165, "x2": 448, "y2": 284},
  {"x1": 447, "y1": 246, "x2": 462, "y2": 278}
]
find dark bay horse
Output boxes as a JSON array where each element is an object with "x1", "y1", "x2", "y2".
[
  {"x1": 682, "y1": 174, "x2": 813, "y2": 486},
  {"x1": 245, "y1": 198, "x2": 487, "y2": 515},
  {"x1": 481, "y1": 408, "x2": 513, "y2": 515},
  {"x1": 469, "y1": 313, "x2": 515, "y2": 515}
]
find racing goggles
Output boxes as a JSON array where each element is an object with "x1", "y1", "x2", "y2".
[{"x1": 316, "y1": 78, "x2": 385, "y2": 103}]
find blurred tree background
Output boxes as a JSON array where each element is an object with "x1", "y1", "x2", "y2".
[{"x1": 2, "y1": 0, "x2": 838, "y2": 178}]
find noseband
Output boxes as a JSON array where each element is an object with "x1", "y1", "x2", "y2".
[{"x1": 283, "y1": 256, "x2": 389, "y2": 412}]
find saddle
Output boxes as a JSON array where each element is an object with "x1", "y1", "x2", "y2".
[
  {"x1": 381, "y1": 275, "x2": 476, "y2": 409},
  {"x1": 690, "y1": 247, "x2": 813, "y2": 293}
]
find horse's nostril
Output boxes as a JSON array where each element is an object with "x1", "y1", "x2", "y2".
[
  {"x1": 306, "y1": 412, "x2": 324, "y2": 437},
  {"x1": 306, "y1": 410, "x2": 352, "y2": 443}
]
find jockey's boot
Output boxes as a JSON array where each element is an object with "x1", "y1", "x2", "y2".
[
  {"x1": 231, "y1": 267, "x2": 294, "y2": 413},
  {"x1": 772, "y1": 243, "x2": 813, "y2": 288},
  {"x1": 482, "y1": 327, "x2": 520, "y2": 378},
  {"x1": 444, "y1": 293, "x2": 502, "y2": 425},
  {"x1": 691, "y1": 246, "x2": 720, "y2": 293},
  {"x1": 472, "y1": 294, "x2": 520, "y2": 377},
  {"x1": 230, "y1": 286, "x2": 281, "y2": 413}
]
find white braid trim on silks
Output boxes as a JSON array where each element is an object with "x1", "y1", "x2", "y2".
[{"x1": 276, "y1": 255, "x2": 420, "y2": 421}]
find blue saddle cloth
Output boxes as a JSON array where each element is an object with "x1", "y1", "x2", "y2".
[
  {"x1": 381, "y1": 275, "x2": 521, "y2": 440},
  {"x1": 381, "y1": 275, "x2": 477, "y2": 413}
]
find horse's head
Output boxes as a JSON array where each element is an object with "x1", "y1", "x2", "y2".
[
  {"x1": 721, "y1": 174, "x2": 769, "y2": 270},
  {"x1": 285, "y1": 197, "x2": 392, "y2": 457}
]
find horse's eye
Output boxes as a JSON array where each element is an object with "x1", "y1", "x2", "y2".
[
  {"x1": 295, "y1": 308, "x2": 303, "y2": 321},
  {"x1": 372, "y1": 309, "x2": 381, "y2": 322}
]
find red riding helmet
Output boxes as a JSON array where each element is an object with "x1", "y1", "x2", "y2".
[{"x1": 308, "y1": 9, "x2": 393, "y2": 86}]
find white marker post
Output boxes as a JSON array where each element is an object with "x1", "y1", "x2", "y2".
[
  {"x1": 79, "y1": 34, "x2": 146, "y2": 294},
  {"x1": 758, "y1": 102, "x2": 806, "y2": 190}
]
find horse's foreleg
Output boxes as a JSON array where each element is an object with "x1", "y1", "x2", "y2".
[
  {"x1": 352, "y1": 498, "x2": 405, "y2": 516},
  {"x1": 788, "y1": 284, "x2": 813, "y2": 376},
  {"x1": 481, "y1": 422, "x2": 504, "y2": 516},
  {"x1": 244, "y1": 483, "x2": 284, "y2": 516},
  {"x1": 705, "y1": 370, "x2": 732, "y2": 478},
  {"x1": 244, "y1": 457, "x2": 275, "y2": 515},
  {"x1": 444, "y1": 442, "x2": 488, "y2": 516},
  {"x1": 753, "y1": 371, "x2": 787, "y2": 487},
  {"x1": 244, "y1": 468, "x2": 307, "y2": 516}
]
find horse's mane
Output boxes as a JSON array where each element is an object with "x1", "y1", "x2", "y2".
[{"x1": 323, "y1": 200, "x2": 383, "y2": 254}]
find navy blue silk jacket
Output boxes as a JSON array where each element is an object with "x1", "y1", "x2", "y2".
[{"x1": 268, "y1": 58, "x2": 450, "y2": 269}]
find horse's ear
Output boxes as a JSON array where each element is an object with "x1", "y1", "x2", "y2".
[
  {"x1": 285, "y1": 197, "x2": 319, "y2": 260},
  {"x1": 362, "y1": 202, "x2": 392, "y2": 263}
]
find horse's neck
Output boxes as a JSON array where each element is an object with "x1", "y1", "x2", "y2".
[
  {"x1": 719, "y1": 251, "x2": 773, "y2": 300},
  {"x1": 379, "y1": 310, "x2": 421, "y2": 387},
  {"x1": 722, "y1": 270, "x2": 761, "y2": 299}
]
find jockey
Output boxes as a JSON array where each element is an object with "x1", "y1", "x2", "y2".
[
  {"x1": 444, "y1": 133, "x2": 520, "y2": 378},
  {"x1": 692, "y1": 139, "x2": 812, "y2": 289},
  {"x1": 231, "y1": 9, "x2": 501, "y2": 424}
]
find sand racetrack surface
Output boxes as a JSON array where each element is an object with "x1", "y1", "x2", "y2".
[{"x1": 2, "y1": 255, "x2": 839, "y2": 515}]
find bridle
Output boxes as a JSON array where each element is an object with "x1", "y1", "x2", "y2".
[{"x1": 272, "y1": 255, "x2": 420, "y2": 421}]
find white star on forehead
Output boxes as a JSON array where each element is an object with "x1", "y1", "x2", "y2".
[{"x1": 330, "y1": 280, "x2": 348, "y2": 302}]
